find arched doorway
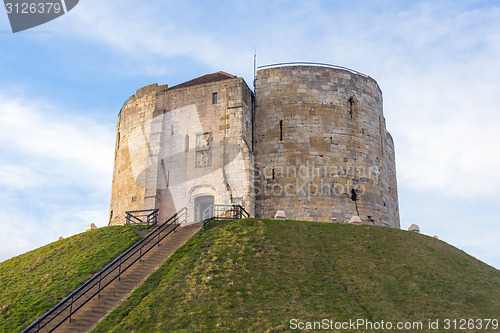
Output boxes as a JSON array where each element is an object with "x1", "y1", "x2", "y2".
[{"x1": 194, "y1": 195, "x2": 214, "y2": 222}]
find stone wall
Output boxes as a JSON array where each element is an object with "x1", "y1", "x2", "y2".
[
  {"x1": 109, "y1": 83, "x2": 167, "y2": 226},
  {"x1": 109, "y1": 75, "x2": 254, "y2": 225},
  {"x1": 110, "y1": 65, "x2": 400, "y2": 228},
  {"x1": 254, "y1": 65, "x2": 400, "y2": 227}
]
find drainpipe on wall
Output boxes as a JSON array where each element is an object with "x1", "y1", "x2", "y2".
[{"x1": 222, "y1": 87, "x2": 234, "y2": 204}]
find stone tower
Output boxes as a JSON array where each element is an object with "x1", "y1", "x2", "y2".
[
  {"x1": 109, "y1": 72, "x2": 254, "y2": 226},
  {"x1": 254, "y1": 65, "x2": 399, "y2": 227},
  {"x1": 109, "y1": 64, "x2": 399, "y2": 228}
]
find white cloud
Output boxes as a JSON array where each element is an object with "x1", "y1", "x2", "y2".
[
  {"x1": 0, "y1": 163, "x2": 44, "y2": 190},
  {"x1": 0, "y1": 94, "x2": 114, "y2": 192},
  {"x1": 0, "y1": 93, "x2": 115, "y2": 262},
  {"x1": 384, "y1": 58, "x2": 500, "y2": 199},
  {"x1": 395, "y1": 117, "x2": 500, "y2": 197},
  {"x1": 58, "y1": 1, "x2": 224, "y2": 75},
  {"x1": 0, "y1": 201, "x2": 109, "y2": 262},
  {"x1": 399, "y1": 191, "x2": 500, "y2": 269}
]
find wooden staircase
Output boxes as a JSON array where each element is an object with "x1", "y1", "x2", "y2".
[{"x1": 54, "y1": 222, "x2": 202, "y2": 333}]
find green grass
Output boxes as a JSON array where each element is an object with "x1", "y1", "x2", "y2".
[
  {"x1": 0, "y1": 226, "x2": 142, "y2": 332},
  {"x1": 93, "y1": 219, "x2": 500, "y2": 332}
]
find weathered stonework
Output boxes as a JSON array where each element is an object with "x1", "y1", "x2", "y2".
[
  {"x1": 254, "y1": 65, "x2": 400, "y2": 228},
  {"x1": 109, "y1": 65, "x2": 400, "y2": 229},
  {"x1": 109, "y1": 73, "x2": 254, "y2": 225},
  {"x1": 109, "y1": 83, "x2": 166, "y2": 225}
]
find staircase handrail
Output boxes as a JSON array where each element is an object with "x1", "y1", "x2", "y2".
[
  {"x1": 125, "y1": 209, "x2": 159, "y2": 230},
  {"x1": 22, "y1": 207, "x2": 187, "y2": 333},
  {"x1": 202, "y1": 204, "x2": 249, "y2": 230}
]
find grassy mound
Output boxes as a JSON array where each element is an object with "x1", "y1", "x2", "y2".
[
  {"x1": 93, "y1": 219, "x2": 500, "y2": 332},
  {"x1": 0, "y1": 226, "x2": 142, "y2": 331}
]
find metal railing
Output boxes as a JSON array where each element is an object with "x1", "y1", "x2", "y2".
[
  {"x1": 125, "y1": 209, "x2": 158, "y2": 230},
  {"x1": 257, "y1": 62, "x2": 369, "y2": 78},
  {"x1": 22, "y1": 207, "x2": 188, "y2": 333},
  {"x1": 202, "y1": 204, "x2": 249, "y2": 230}
]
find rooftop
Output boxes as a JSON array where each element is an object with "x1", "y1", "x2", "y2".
[{"x1": 168, "y1": 71, "x2": 236, "y2": 90}]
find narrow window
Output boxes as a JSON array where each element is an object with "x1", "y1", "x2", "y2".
[
  {"x1": 212, "y1": 92, "x2": 218, "y2": 104},
  {"x1": 350, "y1": 189, "x2": 357, "y2": 201},
  {"x1": 272, "y1": 168, "x2": 275, "y2": 180},
  {"x1": 279, "y1": 120, "x2": 283, "y2": 141},
  {"x1": 348, "y1": 97, "x2": 355, "y2": 119},
  {"x1": 171, "y1": 124, "x2": 174, "y2": 135},
  {"x1": 116, "y1": 132, "x2": 120, "y2": 150},
  {"x1": 185, "y1": 134, "x2": 189, "y2": 152}
]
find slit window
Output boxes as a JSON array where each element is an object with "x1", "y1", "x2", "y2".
[
  {"x1": 185, "y1": 134, "x2": 189, "y2": 152},
  {"x1": 212, "y1": 92, "x2": 218, "y2": 104},
  {"x1": 279, "y1": 120, "x2": 283, "y2": 141},
  {"x1": 348, "y1": 97, "x2": 355, "y2": 118},
  {"x1": 350, "y1": 189, "x2": 357, "y2": 201}
]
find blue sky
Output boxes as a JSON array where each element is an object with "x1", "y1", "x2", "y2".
[{"x1": 0, "y1": 0, "x2": 499, "y2": 269}]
